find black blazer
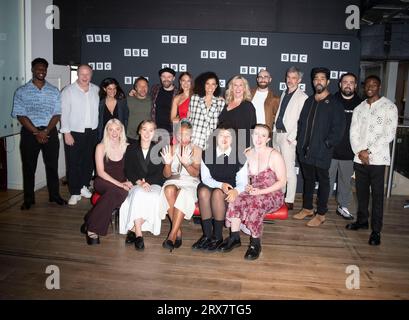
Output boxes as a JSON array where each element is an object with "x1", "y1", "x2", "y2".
[
  {"x1": 124, "y1": 141, "x2": 165, "y2": 186},
  {"x1": 97, "y1": 97, "x2": 129, "y2": 141}
]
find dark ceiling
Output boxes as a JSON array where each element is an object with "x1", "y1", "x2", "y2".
[{"x1": 361, "y1": 0, "x2": 409, "y2": 25}]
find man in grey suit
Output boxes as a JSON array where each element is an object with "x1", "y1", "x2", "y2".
[{"x1": 273, "y1": 66, "x2": 308, "y2": 210}]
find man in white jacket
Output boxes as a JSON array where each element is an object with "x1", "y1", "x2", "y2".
[
  {"x1": 273, "y1": 67, "x2": 308, "y2": 210},
  {"x1": 347, "y1": 75, "x2": 398, "y2": 246}
]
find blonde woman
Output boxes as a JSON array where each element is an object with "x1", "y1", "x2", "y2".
[
  {"x1": 218, "y1": 75, "x2": 257, "y2": 150},
  {"x1": 82, "y1": 119, "x2": 133, "y2": 245}
]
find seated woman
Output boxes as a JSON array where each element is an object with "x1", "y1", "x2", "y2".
[
  {"x1": 119, "y1": 120, "x2": 165, "y2": 250},
  {"x1": 192, "y1": 125, "x2": 247, "y2": 252},
  {"x1": 159, "y1": 120, "x2": 201, "y2": 251},
  {"x1": 82, "y1": 119, "x2": 132, "y2": 245},
  {"x1": 220, "y1": 124, "x2": 287, "y2": 260}
]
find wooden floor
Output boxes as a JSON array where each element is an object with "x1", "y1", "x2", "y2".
[{"x1": 0, "y1": 185, "x2": 408, "y2": 300}]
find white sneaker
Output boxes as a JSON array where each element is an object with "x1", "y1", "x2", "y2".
[
  {"x1": 80, "y1": 186, "x2": 92, "y2": 198},
  {"x1": 68, "y1": 195, "x2": 81, "y2": 205},
  {"x1": 337, "y1": 205, "x2": 354, "y2": 220}
]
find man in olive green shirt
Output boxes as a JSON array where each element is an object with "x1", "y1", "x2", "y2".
[{"x1": 127, "y1": 77, "x2": 153, "y2": 143}]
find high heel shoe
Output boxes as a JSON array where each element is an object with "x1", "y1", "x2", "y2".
[
  {"x1": 174, "y1": 237, "x2": 182, "y2": 248},
  {"x1": 162, "y1": 239, "x2": 174, "y2": 252},
  {"x1": 86, "y1": 232, "x2": 100, "y2": 245}
]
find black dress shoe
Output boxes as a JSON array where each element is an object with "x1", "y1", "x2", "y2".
[
  {"x1": 191, "y1": 235, "x2": 211, "y2": 250},
  {"x1": 174, "y1": 237, "x2": 182, "y2": 248},
  {"x1": 368, "y1": 231, "x2": 381, "y2": 246},
  {"x1": 125, "y1": 231, "x2": 137, "y2": 244},
  {"x1": 346, "y1": 221, "x2": 369, "y2": 230},
  {"x1": 218, "y1": 237, "x2": 241, "y2": 252},
  {"x1": 162, "y1": 239, "x2": 174, "y2": 252},
  {"x1": 134, "y1": 236, "x2": 145, "y2": 250},
  {"x1": 80, "y1": 223, "x2": 87, "y2": 234},
  {"x1": 86, "y1": 233, "x2": 100, "y2": 245},
  {"x1": 285, "y1": 202, "x2": 294, "y2": 210},
  {"x1": 244, "y1": 243, "x2": 261, "y2": 260},
  {"x1": 20, "y1": 202, "x2": 32, "y2": 210},
  {"x1": 204, "y1": 238, "x2": 223, "y2": 252},
  {"x1": 49, "y1": 196, "x2": 68, "y2": 205}
]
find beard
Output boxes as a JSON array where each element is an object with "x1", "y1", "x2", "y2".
[
  {"x1": 257, "y1": 82, "x2": 269, "y2": 89},
  {"x1": 341, "y1": 88, "x2": 354, "y2": 97},
  {"x1": 314, "y1": 84, "x2": 326, "y2": 94}
]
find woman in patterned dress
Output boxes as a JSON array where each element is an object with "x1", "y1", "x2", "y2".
[{"x1": 219, "y1": 124, "x2": 287, "y2": 260}]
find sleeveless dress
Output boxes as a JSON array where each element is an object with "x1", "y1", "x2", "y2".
[
  {"x1": 226, "y1": 167, "x2": 284, "y2": 238},
  {"x1": 178, "y1": 97, "x2": 190, "y2": 119},
  {"x1": 158, "y1": 144, "x2": 200, "y2": 220}
]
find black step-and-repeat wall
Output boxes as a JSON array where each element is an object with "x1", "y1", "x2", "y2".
[{"x1": 81, "y1": 28, "x2": 360, "y2": 193}]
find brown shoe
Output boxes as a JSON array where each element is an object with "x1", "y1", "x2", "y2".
[
  {"x1": 285, "y1": 202, "x2": 294, "y2": 210},
  {"x1": 293, "y1": 208, "x2": 314, "y2": 220},
  {"x1": 306, "y1": 214, "x2": 326, "y2": 227}
]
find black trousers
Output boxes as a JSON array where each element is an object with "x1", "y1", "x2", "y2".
[
  {"x1": 300, "y1": 162, "x2": 330, "y2": 215},
  {"x1": 20, "y1": 126, "x2": 60, "y2": 204},
  {"x1": 65, "y1": 129, "x2": 97, "y2": 195},
  {"x1": 354, "y1": 163, "x2": 385, "y2": 233}
]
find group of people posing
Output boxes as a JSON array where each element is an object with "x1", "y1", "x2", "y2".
[{"x1": 12, "y1": 58, "x2": 398, "y2": 261}]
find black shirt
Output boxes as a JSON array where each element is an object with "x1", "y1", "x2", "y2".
[
  {"x1": 103, "y1": 103, "x2": 118, "y2": 129},
  {"x1": 155, "y1": 87, "x2": 174, "y2": 133},
  {"x1": 303, "y1": 99, "x2": 318, "y2": 156},
  {"x1": 275, "y1": 89, "x2": 295, "y2": 132}
]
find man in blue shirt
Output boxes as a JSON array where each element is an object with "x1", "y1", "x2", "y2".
[{"x1": 12, "y1": 58, "x2": 67, "y2": 210}]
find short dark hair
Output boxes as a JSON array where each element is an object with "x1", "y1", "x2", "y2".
[
  {"x1": 193, "y1": 72, "x2": 221, "y2": 98},
  {"x1": 311, "y1": 67, "x2": 330, "y2": 81},
  {"x1": 364, "y1": 75, "x2": 381, "y2": 85},
  {"x1": 133, "y1": 76, "x2": 149, "y2": 88},
  {"x1": 31, "y1": 58, "x2": 48, "y2": 68},
  {"x1": 339, "y1": 72, "x2": 358, "y2": 83}
]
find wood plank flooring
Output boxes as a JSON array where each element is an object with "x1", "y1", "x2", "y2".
[{"x1": 0, "y1": 186, "x2": 408, "y2": 300}]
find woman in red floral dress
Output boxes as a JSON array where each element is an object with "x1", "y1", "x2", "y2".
[{"x1": 220, "y1": 124, "x2": 287, "y2": 260}]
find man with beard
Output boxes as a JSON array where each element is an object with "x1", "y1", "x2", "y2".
[
  {"x1": 250, "y1": 69, "x2": 280, "y2": 131},
  {"x1": 150, "y1": 67, "x2": 178, "y2": 138},
  {"x1": 347, "y1": 75, "x2": 398, "y2": 245},
  {"x1": 293, "y1": 67, "x2": 345, "y2": 227},
  {"x1": 12, "y1": 58, "x2": 67, "y2": 210},
  {"x1": 273, "y1": 66, "x2": 308, "y2": 210},
  {"x1": 329, "y1": 73, "x2": 362, "y2": 220}
]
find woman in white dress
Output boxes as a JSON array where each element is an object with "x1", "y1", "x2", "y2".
[
  {"x1": 119, "y1": 120, "x2": 165, "y2": 250},
  {"x1": 159, "y1": 120, "x2": 201, "y2": 251}
]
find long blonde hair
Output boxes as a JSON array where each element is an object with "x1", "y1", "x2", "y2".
[
  {"x1": 225, "y1": 75, "x2": 252, "y2": 105},
  {"x1": 102, "y1": 119, "x2": 127, "y2": 159}
]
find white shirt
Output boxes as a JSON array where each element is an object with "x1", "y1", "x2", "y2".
[
  {"x1": 350, "y1": 96, "x2": 398, "y2": 166},
  {"x1": 60, "y1": 82, "x2": 99, "y2": 133},
  {"x1": 200, "y1": 159, "x2": 248, "y2": 193},
  {"x1": 251, "y1": 90, "x2": 268, "y2": 124}
]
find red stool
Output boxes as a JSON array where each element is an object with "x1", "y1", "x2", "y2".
[
  {"x1": 192, "y1": 202, "x2": 288, "y2": 224},
  {"x1": 90, "y1": 192, "x2": 119, "y2": 234}
]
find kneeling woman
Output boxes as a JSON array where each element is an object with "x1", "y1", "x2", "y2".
[
  {"x1": 159, "y1": 120, "x2": 201, "y2": 251},
  {"x1": 119, "y1": 120, "x2": 165, "y2": 250},
  {"x1": 83, "y1": 119, "x2": 132, "y2": 245},
  {"x1": 192, "y1": 125, "x2": 247, "y2": 251},
  {"x1": 220, "y1": 124, "x2": 286, "y2": 260}
]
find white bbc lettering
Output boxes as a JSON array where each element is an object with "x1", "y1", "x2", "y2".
[
  {"x1": 88, "y1": 62, "x2": 95, "y2": 70},
  {"x1": 133, "y1": 77, "x2": 138, "y2": 84},
  {"x1": 86, "y1": 34, "x2": 94, "y2": 43},
  {"x1": 330, "y1": 71, "x2": 339, "y2": 79},
  {"x1": 218, "y1": 51, "x2": 226, "y2": 59},
  {"x1": 250, "y1": 37, "x2": 258, "y2": 46},
  {"x1": 281, "y1": 54, "x2": 289, "y2": 62},
  {"x1": 290, "y1": 54, "x2": 299, "y2": 62},
  {"x1": 179, "y1": 64, "x2": 187, "y2": 72},
  {"x1": 339, "y1": 71, "x2": 347, "y2": 77},
  {"x1": 104, "y1": 62, "x2": 112, "y2": 71},
  {"x1": 299, "y1": 54, "x2": 308, "y2": 63},
  {"x1": 94, "y1": 34, "x2": 102, "y2": 42},
  {"x1": 323, "y1": 41, "x2": 332, "y2": 49},
  {"x1": 161, "y1": 64, "x2": 187, "y2": 72},
  {"x1": 219, "y1": 79, "x2": 226, "y2": 88},
  {"x1": 162, "y1": 35, "x2": 169, "y2": 43},
  {"x1": 161, "y1": 63, "x2": 170, "y2": 68},
  {"x1": 201, "y1": 50, "x2": 227, "y2": 60},
  {"x1": 241, "y1": 37, "x2": 249, "y2": 46},
  {"x1": 332, "y1": 41, "x2": 341, "y2": 50},
  {"x1": 171, "y1": 64, "x2": 178, "y2": 71},
  {"x1": 132, "y1": 49, "x2": 140, "y2": 57},
  {"x1": 279, "y1": 82, "x2": 287, "y2": 91},
  {"x1": 282, "y1": 53, "x2": 308, "y2": 63},
  {"x1": 299, "y1": 83, "x2": 306, "y2": 91},
  {"x1": 342, "y1": 42, "x2": 350, "y2": 50},
  {"x1": 96, "y1": 62, "x2": 103, "y2": 70},
  {"x1": 259, "y1": 38, "x2": 267, "y2": 46},
  {"x1": 179, "y1": 35, "x2": 187, "y2": 44},
  {"x1": 141, "y1": 49, "x2": 149, "y2": 57},
  {"x1": 249, "y1": 67, "x2": 257, "y2": 75},
  {"x1": 210, "y1": 51, "x2": 218, "y2": 59},
  {"x1": 258, "y1": 67, "x2": 266, "y2": 73},
  {"x1": 124, "y1": 77, "x2": 132, "y2": 85},
  {"x1": 103, "y1": 34, "x2": 110, "y2": 42},
  {"x1": 201, "y1": 51, "x2": 209, "y2": 59},
  {"x1": 124, "y1": 49, "x2": 131, "y2": 57},
  {"x1": 240, "y1": 66, "x2": 249, "y2": 75},
  {"x1": 170, "y1": 35, "x2": 178, "y2": 43}
]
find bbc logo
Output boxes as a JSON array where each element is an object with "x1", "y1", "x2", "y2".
[
  {"x1": 124, "y1": 76, "x2": 150, "y2": 85},
  {"x1": 330, "y1": 70, "x2": 347, "y2": 79},
  {"x1": 279, "y1": 82, "x2": 306, "y2": 92},
  {"x1": 88, "y1": 62, "x2": 111, "y2": 71},
  {"x1": 241, "y1": 37, "x2": 268, "y2": 47},
  {"x1": 86, "y1": 34, "x2": 111, "y2": 43},
  {"x1": 219, "y1": 79, "x2": 226, "y2": 88},
  {"x1": 280, "y1": 53, "x2": 308, "y2": 63},
  {"x1": 240, "y1": 66, "x2": 266, "y2": 75},
  {"x1": 161, "y1": 63, "x2": 187, "y2": 72},
  {"x1": 200, "y1": 50, "x2": 227, "y2": 60},
  {"x1": 323, "y1": 41, "x2": 350, "y2": 51},
  {"x1": 161, "y1": 35, "x2": 188, "y2": 44},
  {"x1": 124, "y1": 48, "x2": 149, "y2": 57}
]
